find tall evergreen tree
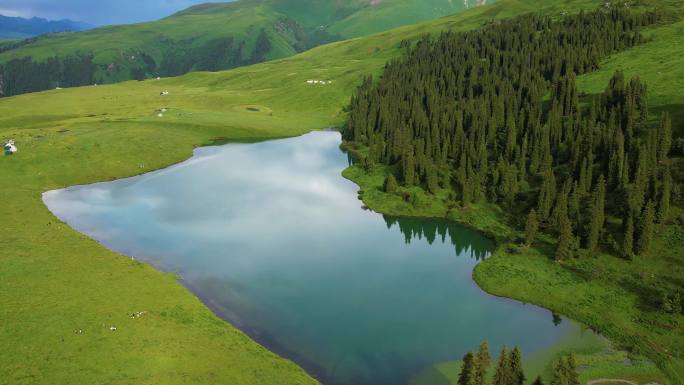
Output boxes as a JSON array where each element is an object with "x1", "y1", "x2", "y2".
[
  {"x1": 459, "y1": 352, "x2": 477, "y2": 385},
  {"x1": 556, "y1": 214, "x2": 575, "y2": 261},
  {"x1": 525, "y1": 209, "x2": 539, "y2": 247},
  {"x1": 474, "y1": 341, "x2": 491, "y2": 385},
  {"x1": 509, "y1": 347, "x2": 525, "y2": 385},
  {"x1": 657, "y1": 111, "x2": 672, "y2": 162},
  {"x1": 384, "y1": 174, "x2": 399, "y2": 194},
  {"x1": 658, "y1": 167, "x2": 672, "y2": 222},
  {"x1": 638, "y1": 200, "x2": 656, "y2": 255},
  {"x1": 550, "y1": 357, "x2": 568, "y2": 385},
  {"x1": 623, "y1": 213, "x2": 635, "y2": 259},
  {"x1": 586, "y1": 175, "x2": 606, "y2": 251},
  {"x1": 563, "y1": 354, "x2": 579, "y2": 385},
  {"x1": 493, "y1": 347, "x2": 511, "y2": 385}
]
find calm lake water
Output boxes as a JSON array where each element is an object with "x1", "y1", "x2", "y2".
[{"x1": 45, "y1": 131, "x2": 588, "y2": 385}]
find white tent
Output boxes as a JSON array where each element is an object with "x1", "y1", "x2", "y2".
[{"x1": 4, "y1": 140, "x2": 17, "y2": 155}]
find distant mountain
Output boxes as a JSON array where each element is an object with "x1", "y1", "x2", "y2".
[
  {"x1": 0, "y1": 0, "x2": 473, "y2": 97},
  {"x1": 0, "y1": 15, "x2": 92, "y2": 39}
]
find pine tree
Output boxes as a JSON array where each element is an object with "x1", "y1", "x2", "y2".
[
  {"x1": 550, "y1": 357, "x2": 567, "y2": 385},
  {"x1": 551, "y1": 180, "x2": 570, "y2": 230},
  {"x1": 556, "y1": 214, "x2": 575, "y2": 261},
  {"x1": 384, "y1": 174, "x2": 399, "y2": 194},
  {"x1": 525, "y1": 209, "x2": 539, "y2": 247},
  {"x1": 538, "y1": 169, "x2": 556, "y2": 220},
  {"x1": 427, "y1": 165, "x2": 440, "y2": 193},
  {"x1": 509, "y1": 347, "x2": 525, "y2": 385},
  {"x1": 623, "y1": 213, "x2": 634, "y2": 259},
  {"x1": 403, "y1": 148, "x2": 416, "y2": 186},
  {"x1": 493, "y1": 347, "x2": 511, "y2": 385},
  {"x1": 637, "y1": 200, "x2": 655, "y2": 255},
  {"x1": 563, "y1": 354, "x2": 579, "y2": 385},
  {"x1": 658, "y1": 167, "x2": 671, "y2": 222},
  {"x1": 459, "y1": 352, "x2": 477, "y2": 385},
  {"x1": 474, "y1": 341, "x2": 491, "y2": 385},
  {"x1": 586, "y1": 175, "x2": 606, "y2": 251},
  {"x1": 657, "y1": 111, "x2": 672, "y2": 162}
]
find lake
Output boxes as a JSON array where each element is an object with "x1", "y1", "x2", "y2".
[{"x1": 44, "y1": 131, "x2": 594, "y2": 385}]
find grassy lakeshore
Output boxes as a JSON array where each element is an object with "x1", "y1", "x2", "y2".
[
  {"x1": 1, "y1": 0, "x2": 683, "y2": 384},
  {"x1": 342, "y1": 163, "x2": 682, "y2": 384}
]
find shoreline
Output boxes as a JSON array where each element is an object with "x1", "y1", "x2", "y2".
[{"x1": 339, "y1": 155, "x2": 678, "y2": 384}]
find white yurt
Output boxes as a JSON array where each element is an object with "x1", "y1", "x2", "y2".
[{"x1": 4, "y1": 140, "x2": 17, "y2": 155}]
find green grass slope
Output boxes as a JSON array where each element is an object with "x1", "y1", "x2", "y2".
[
  {"x1": 0, "y1": 0, "x2": 470, "y2": 96},
  {"x1": 0, "y1": 0, "x2": 683, "y2": 383}
]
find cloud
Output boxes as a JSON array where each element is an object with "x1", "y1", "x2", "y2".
[{"x1": 0, "y1": 0, "x2": 227, "y2": 25}]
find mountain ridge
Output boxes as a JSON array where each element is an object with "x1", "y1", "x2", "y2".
[{"x1": 0, "y1": 14, "x2": 92, "y2": 39}]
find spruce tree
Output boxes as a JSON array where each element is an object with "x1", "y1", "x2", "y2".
[
  {"x1": 403, "y1": 149, "x2": 416, "y2": 186},
  {"x1": 658, "y1": 167, "x2": 671, "y2": 222},
  {"x1": 384, "y1": 174, "x2": 399, "y2": 194},
  {"x1": 509, "y1": 347, "x2": 525, "y2": 385},
  {"x1": 563, "y1": 354, "x2": 579, "y2": 385},
  {"x1": 550, "y1": 357, "x2": 567, "y2": 385},
  {"x1": 556, "y1": 214, "x2": 575, "y2": 261},
  {"x1": 475, "y1": 341, "x2": 491, "y2": 385},
  {"x1": 587, "y1": 175, "x2": 606, "y2": 251},
  {"x1": 623, "y1": 213, "x2": 634, "y2": 259},
  {"x1": 525, "y1": 209, "x2": 539, "y2": 247},
  {"x1": 538, "y1": 169, "x2": 556, "y2": 220},
  {"x1": 459, "y1": 352, "x2": 477, "y2": 385},
  {"x1": 657, "y1": 111, "x2": 672, "y2": 162},
  {"x1": 493, "y1": 347, "x2": 511, "y2": 385},
  {"x1": 637, "y1": 200, "x2": 655, "y2": 255}
]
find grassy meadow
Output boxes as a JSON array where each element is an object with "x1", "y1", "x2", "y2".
[
  {"x1": 1, "y1": 0, "x2": 683, "y2": 384},
  {"x1": 0, "y1": 0, "x2": 468, "y2": 89}
]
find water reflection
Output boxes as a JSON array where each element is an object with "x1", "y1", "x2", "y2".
[
  {"x1": 44, "y1": 131, "x2": 580, "y2": 385},
  {"x1": 384, "y1": 216, "x2": 490, "y2": 261}
]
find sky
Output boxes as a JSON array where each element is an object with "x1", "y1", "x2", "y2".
[{"x1": 0, "y1": 0, "x2": 230, "y2": 26}]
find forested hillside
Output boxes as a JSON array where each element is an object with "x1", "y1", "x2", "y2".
[
  {"x1": 345, "y1": 3, "x2": 683, "y2": 379},
  {"x1": 0, "y1": 0, "x2": 469, "y2": 97}
]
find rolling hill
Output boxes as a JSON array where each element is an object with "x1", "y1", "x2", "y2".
[
  {"x1": 0, "y1": 0, "x2": 682, "y2": 384},
  {"x1": 0, "y1": 0, "x2": 470, "y2": 97}
]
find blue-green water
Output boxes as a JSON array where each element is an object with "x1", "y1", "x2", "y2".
[{"x1": 45, "y1": 131, "x2": 585, "y2": 385}]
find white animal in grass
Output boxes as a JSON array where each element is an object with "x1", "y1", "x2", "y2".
[{"x1": 4, "y1": 140, "x2": 17, "y2": 155}]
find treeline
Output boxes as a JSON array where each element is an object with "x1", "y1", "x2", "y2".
[
  {"x1": 457, "y1": 341, "x2": 579, "y2": 385},
  {"x1": 0, "y1": 54, "x2": 96, "y2": 96},
  {"x1": 345, "y1": 5, "x2": 677, "y2": 256},
  {"x1": 345, "y1": 4, "x2": 684, "y2": 314}
]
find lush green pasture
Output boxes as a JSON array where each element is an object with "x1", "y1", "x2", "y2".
[
  {"x1": 0, "y1": 0, "x2": 468, "y2": 83},
  {"x1": 1, "y1": 0, "x2": 683, "y2": 384}
]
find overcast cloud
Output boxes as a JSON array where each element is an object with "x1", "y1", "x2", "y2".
[{"x1": 0, "y1": 0, "x2": 229, "y2": 25}]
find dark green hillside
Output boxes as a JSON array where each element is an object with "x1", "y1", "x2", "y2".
[
  {"x1": 344, "y1": 3, "x2": 684, "y2": 381},
  {"x1": 0, "y1": 0, "x2": 469, "y2": 97}
]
